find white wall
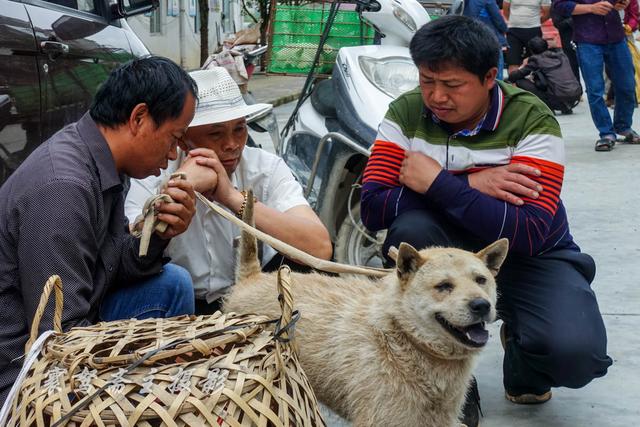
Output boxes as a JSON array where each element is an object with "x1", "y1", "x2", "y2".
[{"x1": 127, "y1": 0, "x2": 242, "y2": 70}]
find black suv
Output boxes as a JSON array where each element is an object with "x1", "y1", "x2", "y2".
[{"x1": 0, "y1": 0, "x2": 156, "y2": 184}]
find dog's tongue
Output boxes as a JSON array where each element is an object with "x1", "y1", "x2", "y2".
[{"x1": 465, "y1": 324, "x2": 489, "y2": 346}]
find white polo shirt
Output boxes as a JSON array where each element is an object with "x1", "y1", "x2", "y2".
[
  {"x1": 506, "y1": 0, "x2": 551, "y2": 29},
  {"x1": 124, "y1": 146, "x2": 309, "y2": 303}
]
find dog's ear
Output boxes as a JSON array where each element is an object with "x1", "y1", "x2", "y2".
[
  {"x1": 476, "y1": 238, "x2": 509, "y2": 276},
  {"x1": 396, "y1": 242, "x2": 424, "y2": 287},
  {"x1": 387, "y1": 246, "x2": 399, "y2": 263}
]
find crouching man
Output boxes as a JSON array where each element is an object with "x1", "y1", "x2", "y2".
[
  {"x1": 0, "y1": 57, "x2": 215, "y2": 405},
  {"x1": 509, "y1": 36, "x2": 582, "y2": 114},
  {"x1": 125, "y1": 67, "x2": 332, "y2": 314},
  {"x1": 360, "y1": 16, "x2": 612, "y2": 426}
]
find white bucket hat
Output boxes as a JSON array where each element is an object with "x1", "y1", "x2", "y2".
[{"x1": 188, "y1": 67, "x2": 272, "y2": 128}]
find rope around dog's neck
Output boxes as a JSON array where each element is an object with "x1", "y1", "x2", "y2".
[{"x1": 195, "y1": 192, "x2": 393, "y2": 277}]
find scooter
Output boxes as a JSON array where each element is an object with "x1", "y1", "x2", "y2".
[{"x1": 278, "y1": 0, "x2": 461, "y2": 266}]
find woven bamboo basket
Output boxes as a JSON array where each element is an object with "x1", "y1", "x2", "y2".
[{"x1": 3, "y1": 267, "x2": 326, "y2": 427}]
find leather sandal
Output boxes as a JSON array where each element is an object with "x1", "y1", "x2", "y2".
[
  {"x1": 617, "y1": 129, "x2": 640, "y2": 144},
  {"x1": 595, "y1": 137, "x2": 615, "y2": 152}
]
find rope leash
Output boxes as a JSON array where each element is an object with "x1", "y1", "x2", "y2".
[
  {"x1": 194, "y1": 192, "x2": 393, "y2": 277},
  {"x1": 132, "y1": 172, "x2": 186, "y2": 257}
]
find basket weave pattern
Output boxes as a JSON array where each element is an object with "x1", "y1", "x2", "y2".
[{"x1": 6, "y1": 271, "x2": 325, "y2": 427}]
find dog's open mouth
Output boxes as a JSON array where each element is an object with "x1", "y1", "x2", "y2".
[{"x1": 435, "y1": 313, "x2": 489, "y2": 348}]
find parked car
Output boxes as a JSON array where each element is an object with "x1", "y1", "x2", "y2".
[{"x1": 0, "y1": 0, "x2": 156, "y2": 184}]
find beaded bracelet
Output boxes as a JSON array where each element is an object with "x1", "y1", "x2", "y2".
[{"x1": 236, "y1": 190, "x2": 257, "y2": 219}]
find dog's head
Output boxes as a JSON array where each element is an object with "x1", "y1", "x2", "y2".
[{"x1": 390, "y1": 239, "x2": 508, "y2": 357}]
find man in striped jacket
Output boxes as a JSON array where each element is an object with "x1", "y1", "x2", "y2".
[{"x1": 361, "y1": 15, "x2": 611, "y2": 421}]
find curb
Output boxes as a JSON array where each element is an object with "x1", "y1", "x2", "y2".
[{"x1": 264, "y1": 92, "x2": 301, "y2": 108}]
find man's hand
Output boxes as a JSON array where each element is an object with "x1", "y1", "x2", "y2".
[
  {"x1": 468, "y1": 164, "x2": 543, "y2": 206},
  {"x1": 156, "y1": 178, "x2": 196, "y2": 239},
  {"x1": 176, "y1": 148, "x2": 219, "y2": 193},
  {"x1": 399, "y1": 151, "x2": 443, "y2": 193},
  {"x1": 591, "y1": 1, "x2": 614, "y2": 15},
  {"x1": 615, "y1": 0, "x2": 629, "y2": 11},
  {"x1": 194, "y1": 154, "x2": 245, "y2": 212}
]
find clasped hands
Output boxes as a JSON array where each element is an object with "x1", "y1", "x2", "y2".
[
  {"x1": 152, "y1": 148, "x2": 224, "y2": 239},
  {"x1": 400, "y1": 151, "x2": 543, "y2": 206},
  {"x1": 148, "y1": 148, "x2": 244, "y2": 239}
]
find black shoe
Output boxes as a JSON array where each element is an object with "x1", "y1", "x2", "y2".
[
  {"x1": 460, "y1": 376, "x2": 482, "y2": 427},
  {"x1": 505, "y1": 389, "x2": 552, "y2": 404}
]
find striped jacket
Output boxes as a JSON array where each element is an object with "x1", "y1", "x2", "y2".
[{"x1": 361, "y1": 81, "x2": 578, "y2": 256}]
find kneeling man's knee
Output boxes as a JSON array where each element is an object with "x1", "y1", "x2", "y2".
[
  {"x1": 385, "y1": 209, "x2": 452, "y2": 252},
  {"x1": 526, "y1": 325, "x2": 612, "y2": 388}
]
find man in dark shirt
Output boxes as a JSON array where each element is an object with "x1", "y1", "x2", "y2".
[
  {"x1": 554, "y1": 0, "x2": 639, "y2": 151},
  {"x1": 0, "y1": 57, "x2": 215, "y2": 404}
]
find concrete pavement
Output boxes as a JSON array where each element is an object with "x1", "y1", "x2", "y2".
[
  {"x1": 250, "y1": 77, "x2": 640, "y2": 425},
  {"x1": 248, "y1": 72, "x2": 307, "y2": 107}
]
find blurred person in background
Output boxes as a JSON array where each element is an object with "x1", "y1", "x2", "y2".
[
  {"x1": 504, "y1": 0, "x2": 552, "y2": 74},
  {"x1": 550, "y1": 2, "x2": 581, "y2": 82},
  {"x1": 605, "y1": 0, "x2": 639, "y2": 107},
  {"x1": 554, "y1": 0, "x2": 639, "y2": 151},
  {"x1": 509, "y1": 36, "x2": 582, "y2": 114},
  {"x1": 465, "y1": 0, "x2": 510, "y2": 79}
]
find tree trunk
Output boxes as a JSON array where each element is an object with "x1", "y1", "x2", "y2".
[
  {"x1": 259, "y1": 0, "x2": 271, "y2": 70},
  {"x1": 199, "y1": 0, "x2": 209, "y2": 66}
]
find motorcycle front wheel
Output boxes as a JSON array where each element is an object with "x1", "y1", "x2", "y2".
[{"x1": 334, "y1": 203, "x2": 387, "y2": 268}]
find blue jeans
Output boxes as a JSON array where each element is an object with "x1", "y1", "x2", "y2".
[
  {"x1": 576, "y1": 40, "x2": 636, "y2": 138},
  {"x1": 100, "y1": 264, "x2": 195, "y2": 321}
]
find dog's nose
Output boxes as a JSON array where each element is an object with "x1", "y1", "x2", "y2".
[{"x1": 468, "y1": 298, "x2": 491, "y2": 317}]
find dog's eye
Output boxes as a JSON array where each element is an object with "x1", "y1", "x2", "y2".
[
  {"x1": 435, "y1": 281, "x2": 454, "y2": 292},
  {"x1": 475, "y1": 276, "x2": 487, "y2": 285}
]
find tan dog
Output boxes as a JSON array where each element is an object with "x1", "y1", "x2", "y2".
[{"x1": 223, "y1": 195, "x2": 509, "y2": 427}]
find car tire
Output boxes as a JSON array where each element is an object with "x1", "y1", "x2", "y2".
[{"x1": 334, "y1": 203, "x2": 387, "y2": 267}]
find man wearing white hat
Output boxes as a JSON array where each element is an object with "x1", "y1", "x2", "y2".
[{"x1": 125, "y1": 67, "x2": 332, "y2": 312}]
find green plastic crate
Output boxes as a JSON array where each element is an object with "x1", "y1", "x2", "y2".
[{"x1": 267, "y1": 4, "x2": 375, "y2": 75}]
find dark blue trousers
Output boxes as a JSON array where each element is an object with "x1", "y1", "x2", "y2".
[{"x1": 383, "y1": 209, "x2": 612, "y2": 395}]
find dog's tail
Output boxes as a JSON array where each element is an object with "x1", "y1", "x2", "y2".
[{"x1": 235, "y1": 189, "x2": 262, "y2": 282}]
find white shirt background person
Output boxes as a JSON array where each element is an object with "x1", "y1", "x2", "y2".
[
  {"x1": 125, "y1": 67, "x2": 330, "y2": 304},
  {"x1": 504, "y1": 0, "x2": 551, "y2": 29},
  {"x1": 125, "y1": 146, "x2": 309, "y2": 303}
]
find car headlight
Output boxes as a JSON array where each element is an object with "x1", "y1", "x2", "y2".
[
  {"x1": 358, "y1": 56, "x2": 419, "y2": 99},
  {"x1": 393, "y1": 5, "x2": 417, "y2": 32}
]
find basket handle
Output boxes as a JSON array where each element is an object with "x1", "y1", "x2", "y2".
[
  {"x1": 276, "y1": 266, "x2": 295, "y2": 343},
  {"x1": 25, "y1": 275, "x2": 63, "y2": 353}
]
